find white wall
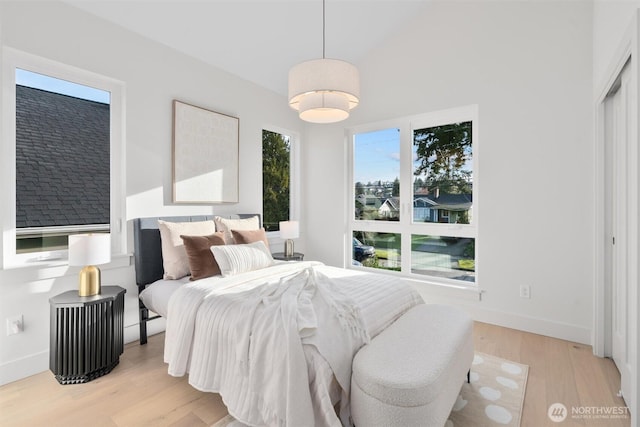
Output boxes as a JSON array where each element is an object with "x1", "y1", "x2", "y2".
[
  {"x1": 0, "y1": 1, "x2": 303, "y2": 385},
  {"x1": 303, "y1": 125, "x2": 348, "y2": 266},
  {"x1": 593, "y1": 0, "x2": 640, "y2": 90},
  {"x1": 304, "y1": 1, "x2": 594, "y2": 343}
]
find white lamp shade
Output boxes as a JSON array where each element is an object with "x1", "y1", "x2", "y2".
[
  {"x1": 298, "y1": 92, "x2": 350, "y2": 123},
  {"x1": 279, "y1": 221, "x2": 300, "y2": 239},
  {"x1": 68, "y1": 233, "x2": 111, "y2": 266},
  {"x1": 288, "y1": 58, "x2": 359, "y2": 123}
]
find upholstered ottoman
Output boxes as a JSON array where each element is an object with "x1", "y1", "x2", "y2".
[{"x1": 350, "y1": 304, "x2": 473, "y2": 427}]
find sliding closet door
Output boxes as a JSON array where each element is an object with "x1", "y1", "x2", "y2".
[{"x1": 606, "y1": 61, "x2": 632, "y2": 404}]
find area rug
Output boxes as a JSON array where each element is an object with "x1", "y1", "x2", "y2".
[
  {"x1": 447, "y1": 352, "x2": 528, "y2": 426},
  {"x1": 212, "y1": 352, "x2": 528, "y2": 427}
]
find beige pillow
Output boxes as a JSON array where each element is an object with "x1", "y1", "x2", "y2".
[
  {"x1": 181, "y1": 232, "x2": 226, "y2": 281},
  {"x1": 214, "y1": 215, "x2": 260, "y2": 244},
  {"x1": 158, "y1": 219, "x2": 216, "y2": 279},
  {"x1": 231, "y1": 228, "x2": 270, "y2": 250}
]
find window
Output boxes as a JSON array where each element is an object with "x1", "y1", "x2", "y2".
[
  {"x1": 15, "y1": 69, "x2": 111, "y2": 254},
  {"x1": 413, "y1": 121, "x2": 472, "y2": 224},
  {"x1": 262, "y1": 128, "x2": 298, "y2": 232},
  {"x1": 349, "y1": 106, "x2": 477, "y2": 285},
  {"x1": 2, "y1": 49, "x2": 124, "y2": 266},
  {"x1": 354, "y1": 128, "x2": 400, "y2": 221}
]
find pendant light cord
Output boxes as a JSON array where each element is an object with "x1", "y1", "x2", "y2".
[{"x1": 322, "y1": 0, "x2": 326, "y2": 59}]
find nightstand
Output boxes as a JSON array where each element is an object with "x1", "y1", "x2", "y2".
[
  {"x1": 49, "y1": 286, "x2": 126, "y2": 384},
  {"x1": 272, "y1": 252, "x2": 304, "y2": 261}
]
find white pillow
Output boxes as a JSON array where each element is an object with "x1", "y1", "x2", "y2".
[
  {"x1": 210, "y1": 241, "x2": 274, "y2": 277},
  {"x1": 158, "y1": 219, "x2": 216, "y2": 279},
  {"x1": 214, "y1": 215, "x2": 260, "y2": 244}
]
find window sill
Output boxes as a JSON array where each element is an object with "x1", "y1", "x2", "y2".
[
  {"x1": 349, "y1": 264, "x2": 481, "y2": 301},
  {"x1": 0, "y1": 253, "x2": 132, "y2": 284}
]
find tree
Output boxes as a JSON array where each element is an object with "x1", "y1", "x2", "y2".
[
  {"x1": 355, "y1": 181, "x2": 365, "y2": 196},
  {"x1": 262, "y1": 130, "x2": 290, "y2": 231},
  {"x1": 392, "y1": 177, "x2": 400, "y2": 197},
  {"x1": 413, "y1": 121, "x2": 472, "y2": 194}
]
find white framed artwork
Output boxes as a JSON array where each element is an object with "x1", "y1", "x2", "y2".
[{"x1": 172, "y1": 100, "x2": 239, "y2": 203}]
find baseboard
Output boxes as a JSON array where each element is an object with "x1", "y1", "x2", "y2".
[
  {"x1": 467, "y1": 305, "x2": 592, "y2": 345},
  {"x1": 0, "y1": 349, "x2": 49, "y2": 386},
  {"x1": 420, "y1": 292, "x2": 591, "y2": 345}
]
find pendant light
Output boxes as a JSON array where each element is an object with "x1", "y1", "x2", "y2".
[{"x1": 288, "y1": 0, "x2": 360, "y2": 124}]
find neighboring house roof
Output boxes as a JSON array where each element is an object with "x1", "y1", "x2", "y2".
[
  {"x1": 356, "y1": 194, "x2": 383, "y2": 208},
  {"x1": 413, "y1": 196, "x2": 438, "y2": 207},
  {"x1": 15, "y1": 85, "x2": 110, "y2": 228},
  {"x1": 381, "y1": 194, "x2": 471, "y2": 215},
  {"x1": 412, "y1": 194, "x2": 472, "y2": 210},
  {"x1": 381, "y1": 197, "x2": 400, "y2": 211},
  {"x1": 431, "y1": 193, "x2": 472, "y2": 211}
]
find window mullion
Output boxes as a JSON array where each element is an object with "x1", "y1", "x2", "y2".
[{"x1": 398, "y1": 121, "x2": 412, "y2": 274}]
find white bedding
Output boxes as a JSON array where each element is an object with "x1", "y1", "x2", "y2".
[
  {"x1": 138, "y1": 277, "x2": 189, "y2": 317},
  {"x1": 138, "y1": 261, "x2": 291, "y2": 316},
  {"x1": 163, "y1": 261, "x2": 424, "y2": 427}
]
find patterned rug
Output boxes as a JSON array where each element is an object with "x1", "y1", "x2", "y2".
[
  {"x1": 447, "y1": 352, "x2": 528, "y2": 426},
  {"x1": 212, "y1": 352, "x2": 528, "y2": 427}
]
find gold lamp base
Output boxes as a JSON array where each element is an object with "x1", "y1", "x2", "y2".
[{"x1": 78, "y1": 265, "x2": 101, "y2": 297}]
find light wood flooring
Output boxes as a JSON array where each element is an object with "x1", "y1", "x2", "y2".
[{"x1": 0, "y1": 322, "x2": 630, "y2": 427}]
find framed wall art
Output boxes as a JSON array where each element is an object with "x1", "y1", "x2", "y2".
[{"x1": 172, "y1": 100, "x2": 239, "y2": 203}]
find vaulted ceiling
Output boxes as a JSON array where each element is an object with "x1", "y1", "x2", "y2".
[{"x1": 67, "y1": 1, "x2": 431, "y2": 96}]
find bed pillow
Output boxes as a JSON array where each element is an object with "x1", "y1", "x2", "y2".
[
  {"x1": 158, "y1": 219, "x2": 216, "y2": 279},
  {"x1": 210, "y1": 241, "x2": 274, "y2": 277},
  {"x1": 180, "y1": 232, "x2": 226, "y2": 280},
  {"x1": 231, "y1": 228, "x2": 270, "y2": 249},
  {"x1": 214, "y1": 215, "x2": 260, "y2": 244}
]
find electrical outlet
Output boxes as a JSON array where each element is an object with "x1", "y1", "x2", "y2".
[
  {"x1": 6, "y1": 315, "x2": 23, "y2": 336},
  {"x1": 519, "y1": 285, "x2": 531, "y2": 299}
]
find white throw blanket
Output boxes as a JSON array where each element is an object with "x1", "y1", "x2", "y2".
[{"x1": 165, "y1": 262, "x2": 423, "y2": 426}]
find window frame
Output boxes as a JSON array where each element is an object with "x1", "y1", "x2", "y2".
[
  {"x1": 261, "y1": 125, "x2": 300, "y2": 236},
  {"x1": 347, "y1": 105, "x2": 479, "y2": 288},
  {"x1": 1, "y1": 48, "x2": 126, "y2": 268}
]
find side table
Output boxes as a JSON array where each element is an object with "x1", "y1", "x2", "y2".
[
  {"x1": 49, "y1": 286, "x2": 126, "y2": 384},
  {"x1": 272, "y1": 252, "x2": 304, "y2": 261}
]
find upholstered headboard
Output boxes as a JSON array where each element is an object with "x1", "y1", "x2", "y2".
[{"x1": 132, "y1": 214, "x2": 260, "y2": 290}]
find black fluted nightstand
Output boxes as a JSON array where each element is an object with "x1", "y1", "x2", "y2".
[{"x1": 49, "y1": 286, "x2": 126, "y2": 384}]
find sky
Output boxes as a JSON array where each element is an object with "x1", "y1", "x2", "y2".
[
  {"x1": 354, "y1": 127, "x2": 401, "y2": 184},
  {"x1": 354, "y1": 126, "x2": 473, "y2": 186},
  {"x1": 16, "y1": 68, "x2": 110, "y2": 104}
]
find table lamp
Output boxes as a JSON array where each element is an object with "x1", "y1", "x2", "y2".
[
  {"x1": 279, "y1": 221, "x2": 299, "y2": 257},
  {"x1": 68, "y1": 233, "x2": 111, "y2": 297}
]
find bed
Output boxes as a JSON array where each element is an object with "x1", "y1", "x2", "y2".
[
  {"x1": 133, "y1": 215, "x2": 424, "y2": 426},
  {"x1": 133, "y1": 214, "x2": 259, "y2": 344}
]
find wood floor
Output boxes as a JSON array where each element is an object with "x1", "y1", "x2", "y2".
[{"x1": 0, "y1": 322, "x2": 629, "y2": 427}]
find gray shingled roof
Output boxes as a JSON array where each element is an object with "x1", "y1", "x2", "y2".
[
  {"x1": 413, "y1": 193, "x2": 472, "y2": 211},
  {"x1": 432, "y1": 193, "x2": 472, "y2": 210},
  {"x1": 15, "y1": 85, "x2": 110, "y2": 228}
]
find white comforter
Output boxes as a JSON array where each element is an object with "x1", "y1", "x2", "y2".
[{"x1": 164, "y1": 261, "x2": 423, "y2": 427}]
